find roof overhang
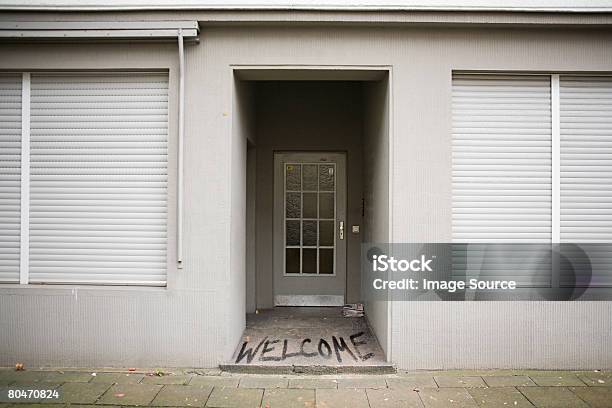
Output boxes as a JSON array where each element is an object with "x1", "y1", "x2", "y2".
[
  {"x1": 0, "y1": 21, "x2": 200, "y2": 40},
  {"x1": 0, "y1": 1, "x2": 612, "y2": 13}
]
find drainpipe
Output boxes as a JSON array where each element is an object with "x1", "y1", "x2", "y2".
[{"x1": 177, "y1": 28, "x2": 185, "y2": 268}]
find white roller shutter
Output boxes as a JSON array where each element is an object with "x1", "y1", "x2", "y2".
[
  {"x1": 560, "y1": 76, "x2": 612, "y2": 287},
  {"x1": 0, "y1": 74, "x2": 21, "y2": 283},
  {"x1": 28, "y1": 72, "x2": 168, "y2": 285},
  {"x1": 560, "y1": 76, "x2": 612, "y2": 243},
  {"x1": 452, "y1": 74, "x2": 552, "y2": 286}
]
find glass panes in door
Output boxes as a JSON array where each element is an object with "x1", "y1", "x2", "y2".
[{"x1": 284, "y1": 163, "x2": 336, "y2": 275}]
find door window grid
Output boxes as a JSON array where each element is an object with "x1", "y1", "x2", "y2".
[{"x1": 284, "y1": 162, "x2": 336, "y2": 275}]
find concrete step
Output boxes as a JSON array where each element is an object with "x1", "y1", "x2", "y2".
[
  {"x1": 227, "y1": 307, "x2": 392, "y2": 375},
  {"x1": 220, "y1": 363, "x2": 396, "y2": 375}
]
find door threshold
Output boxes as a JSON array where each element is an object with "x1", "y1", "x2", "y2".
[{"x1": 274, "y1": 295, "x2": 344, "y2": 307}]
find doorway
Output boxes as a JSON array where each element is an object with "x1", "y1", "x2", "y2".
[
  {"x1": 274, "y1": 152, "x2": 347, "y2": 306},
  {"x1": 251, "y1": 81, "x2": 365, "y2": 310},
  {"x1": 233, "y1": 69, "x2": 392, "y2": 367}
]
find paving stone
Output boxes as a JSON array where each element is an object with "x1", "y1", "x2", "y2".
[
  {"x1": 0, "y1": 383, "x2": 62, "y2": 404},
  {"x1": 418, "y1": 388, "x2": 478, "y2": 408},
  {"x1": 56, "y1": 382, "x2": 111, "y2": 404},
  {"x1": 518, "y1": 386, "x2": 589, "y2": 408},
  {"x1": 316, "y1": 388, "x2": 370, "y2": 408},
  {"x1": 576, "y1": 373, "x2": 612, "y2": 387},
  {"x1": 2, "y1": 405, "x2": 64, "y2": 408},
  {"x1": 426, "y1": 370, "x2": 513, "y2": 377},
  {"x1": 569, "y1": 386, "x2": 612, "y2": 408},
  {"x1": 151, "y1": 385, "x2": 212, "y2": 407},
  {"x1": 238, "y1": 376, "x2": 288, "y2": 389},
  {"x1": 185, "y1": 369, "x2": 223, "y2": 376},
  {"x1": 96, "y1": 383, "x2": 162, "y2": 406},
  {"x1": 37, "y1": 371, "x2": 89, "y2": 383},
  {"x1": 188, "y1": 376, "x2": 239, "y2": 388},
  {"x1": 467, "y1": 387, "x2": 533, "y2": 408},
  {"x1": 337, "y1": 377, "x2": 387, "y2": 389},
  {"x1": 0, "y1": 372, "x2": 42, "y2": 384},
  {"x1": 482, "y1": 376, "x2": 536, "y2": 387},
  {"x1": 141, "y1": 374, "x2": 192, "y2": 385},
  {"x1": 0, "y1": 370, "x2": 81, "y2": 385},
  {"x1": 90, "y1": 372, "x2": 144, "y2": 385},
  {"x1": 205, "y1": 387, "x2": 262, "y2": 408},
  {"x1": 46, "y1": 371, "x2": 95, "y2": 383},
  {"x1": 434, "y1": 376, "x2": 487, "y2": 388},
  {"x1": 288, "y1": 378, "x2": 338, "y2": 389},
  {"x1": 387, "y1": 377, "x2": 438, "y2": 389},
  {"x1": 0, "y1": 371, "x2": 17, "y2": 382},
  {"x1": 366, "y1": 388, "x2": 424, "y2": 408},
  {"x1": 58, "y1": 406, "x2": 121, "y2": 408},
  {"x1": 513, "y1": 370, "x2": 575, "y2": 376},
  {"x1": 529, "y1": 375, "x2": 586, "y2": 387},
  {"x1": 261, "y1": 388, "x2": 315, "y2": 408},
  {"x1": 0, "y1": 371, "x2": 75, "y2": 384}
]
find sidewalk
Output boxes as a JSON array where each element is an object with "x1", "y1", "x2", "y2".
[{"x1": 0, "y1": 368, "x2": 611, "y2": 407}]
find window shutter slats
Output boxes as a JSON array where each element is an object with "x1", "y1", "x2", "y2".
[
  {"x1": 560, "y1": 76, "x2": 612, "y2": 287},
  {"x1": 452, "y1": 74, "x2": 553, "y2": 287},
  {"x1": 560, "y1": 76, "x2": 612, "y2": 242},
  {"x1": 452, "y1": 74, "x2": 553, "y2": 244},
  {"x1": 0, "y1": 75, "x2": 22, "y2": 283},
  {"x1": 28, "y1": 73, "x2": 168, "y2": 286}
]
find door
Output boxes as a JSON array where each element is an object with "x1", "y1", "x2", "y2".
[{"x1": 273, "y1": 152, "x2": 346, "y2": 306}]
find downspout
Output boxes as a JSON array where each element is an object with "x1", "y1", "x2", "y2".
[{"x1": 177, "y1": 28, "x2": 185, "y2": 268}]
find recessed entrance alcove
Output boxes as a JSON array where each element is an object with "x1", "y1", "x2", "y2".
[{"x1": 228, "y1": 67, "x2": 391, "y2": 372}]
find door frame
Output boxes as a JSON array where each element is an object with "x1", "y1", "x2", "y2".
[{"x1": 273, "y1": 151, "x2": 347, "y2": 306}]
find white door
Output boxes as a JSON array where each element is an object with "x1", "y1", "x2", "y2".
[{"x1": 273, "y1": 152, "x2": 346, "y2": 306}]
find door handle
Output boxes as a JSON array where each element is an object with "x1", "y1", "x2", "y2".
[{"x1": 339, "y1": 221, "x2": 344, "y2": 240}]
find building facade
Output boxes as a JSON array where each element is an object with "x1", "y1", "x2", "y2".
[{"x1": 0, "y1": 1, "x2": 611, "y2": 369}]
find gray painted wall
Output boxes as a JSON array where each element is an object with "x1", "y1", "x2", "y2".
[
  {"x1": 233, "y1": 78, "x2": 257, "y2": 317},
  {"x1": 0, "y1": 15, "x2": 611, "y2": 368},
  {"x1": 362, "y1": 79, "x2": 391, "y2": 358},
  {"x1": 245, "y1": 145, "x2": 257, "y2": 314},
  {"x1": 383, "y1": 27, "x2": 612, "y2": 369}
]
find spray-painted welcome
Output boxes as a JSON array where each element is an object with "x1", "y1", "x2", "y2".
[{"x1": 235, "y1": 331, "x2": 375, "y2": 364}]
